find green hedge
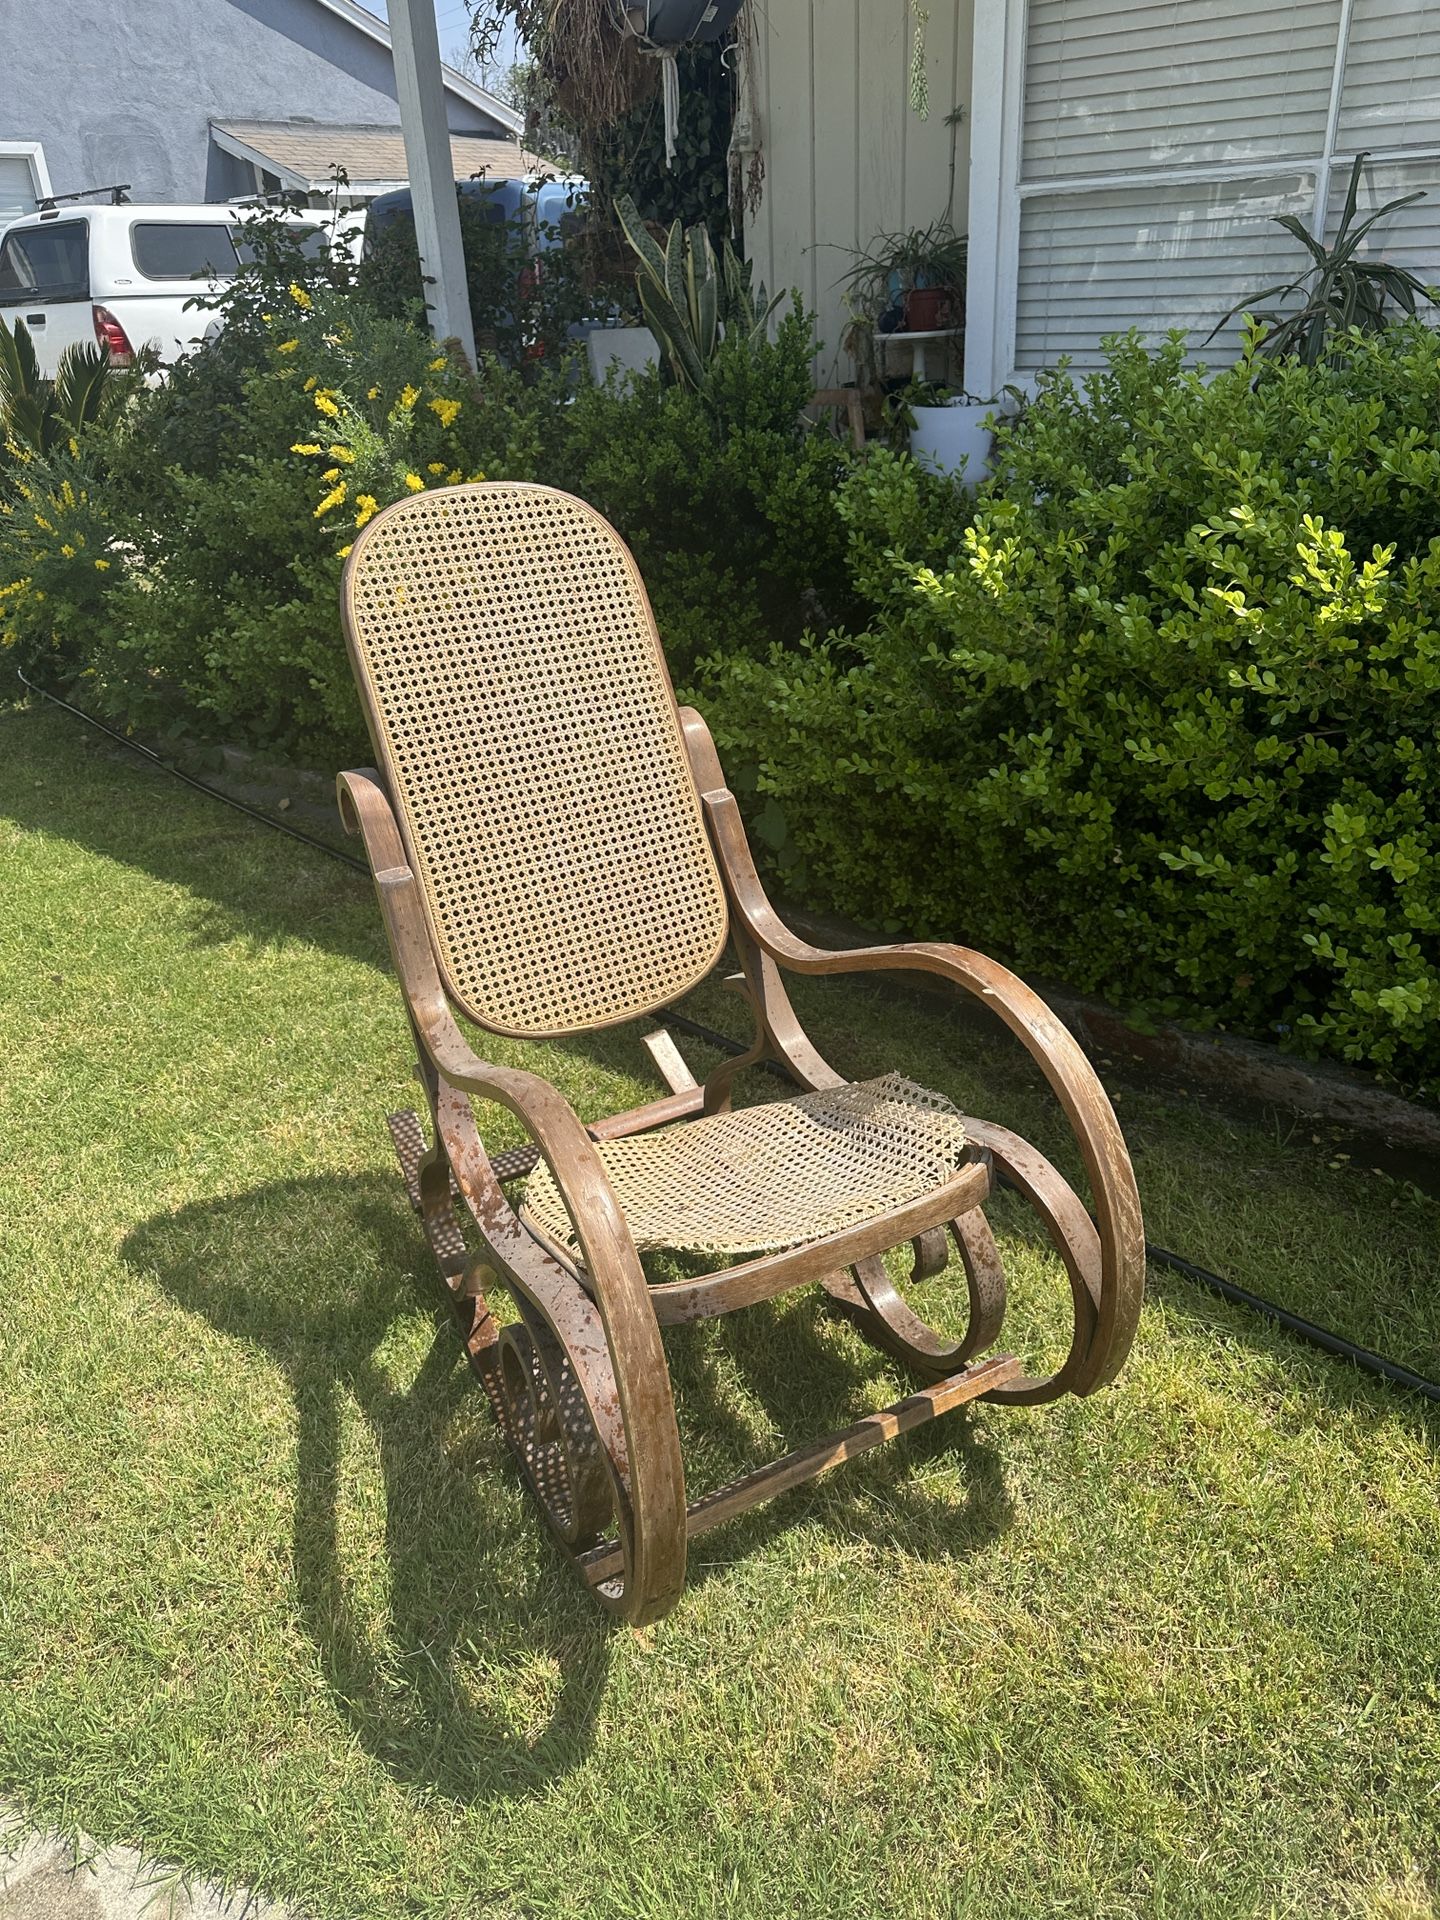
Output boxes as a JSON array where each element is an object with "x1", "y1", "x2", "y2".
[
  {"x1": 6, "y1": 278, "x2": 1438, "y2": 1096},
  {"x1": 1, "y1": 275, "x2": 852, "y2": 763},
  {"x1": 701, "y1": 330, "x2": 1440, "y2": 1097}
]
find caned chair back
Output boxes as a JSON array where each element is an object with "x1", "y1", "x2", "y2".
[{"x1": 342, "y1": 483, "x2": 728, "y2": 1037}]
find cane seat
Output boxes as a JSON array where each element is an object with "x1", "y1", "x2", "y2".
[{"x1": 522, "y1": 1073, "x2": 969, "y2": 1258}]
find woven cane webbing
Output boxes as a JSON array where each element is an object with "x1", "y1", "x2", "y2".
[
  {"x1": 522, "y1": 1074, "x2": 969, "y2": 1258},
  {"x1": 343, "y1": 484, "x2": 728, "y2": 1036}
]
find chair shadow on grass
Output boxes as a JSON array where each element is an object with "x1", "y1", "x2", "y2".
[
  {"x1": 123, "y1": 1172, "x2": 614, "y2": 1806},
  {"x1": 123, "y1": 1167, "x2": 1016, "y2": 1802}
]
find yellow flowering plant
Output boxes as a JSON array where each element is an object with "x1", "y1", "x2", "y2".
[{"x1": 0, "y1": 445, "x2": 122, "y2": 678}]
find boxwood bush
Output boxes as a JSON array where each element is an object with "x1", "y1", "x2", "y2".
[{"x1": 702, "y1": 329, "x2": 1440, "y2": 1096}]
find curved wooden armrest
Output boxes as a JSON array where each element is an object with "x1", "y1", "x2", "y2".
[
  {"x1": 337, "y1": 768, "x2": 641, "y2": 1276},
  {"x1": 682, "y1": 751, "x2": 1145, "y2": 1395}
]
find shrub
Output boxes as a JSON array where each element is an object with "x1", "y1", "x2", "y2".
[
  {"x1": 3, "y1": 262, "x2": 851, "y2": 761},
  {"x1": 51, "y1": 287, "x2": 524, "y2": 763},
  {"x1": 702, "y1": 328, "x2": 1440, "y2": 1096},
  {"x1": 0, "y1": 443, "x2": 128, "y2": 683},
  {"x1": 538, "y1": 308, "x2": 859, "y2": 676}
]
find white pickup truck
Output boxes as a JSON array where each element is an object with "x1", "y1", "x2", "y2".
[{"x1": 0, "y1": 201, "x2": 358, "y2": 376}]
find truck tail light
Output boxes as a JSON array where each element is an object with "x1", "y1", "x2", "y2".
[{"x1": 92, "y1": 305, "x2": 134, "y2": 367}]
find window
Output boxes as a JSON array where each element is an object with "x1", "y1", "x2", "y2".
[
  {"x1": 966, "y1": 0, "x2": 1440, "y2": 386},
  {"x1": 229, "y1": 223, "x2": 327, "y2": 267},
  {"x1": 0, "y1": 221, "x2": 89, "y2": 305},
  {"x1": 130, "y1": 222, "x2": 241, "y2": 281},
  {"x1": 0, "y1": 142, "x2": 50, "y2": 229}
]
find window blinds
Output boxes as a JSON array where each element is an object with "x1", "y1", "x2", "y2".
[
  {"x1": 1023, "y1": 0, "x2": 1341, "y2": 179},
  {"x1": 1011, "y1": 0, "x2": 1440, "y2": 371},
  {"x1": 1338, "y1": 0, "x2": 1440, "y2": 152}
]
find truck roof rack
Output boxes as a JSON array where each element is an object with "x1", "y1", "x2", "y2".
[{"x1": 36, "y1": 183, "x2": 132, "y2": 211}]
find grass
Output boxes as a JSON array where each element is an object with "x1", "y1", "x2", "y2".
[{"x1": 1, "y1": 700, "x2": 1437, "y2": 1920}]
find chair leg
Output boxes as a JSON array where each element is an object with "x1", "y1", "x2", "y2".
[
  {"x1": 820, "y1": 1204, "x2": 1011, "y2": 1384},
  {"x1": 394, "y1": 1095, "x2": 690, "y2": 1626}
]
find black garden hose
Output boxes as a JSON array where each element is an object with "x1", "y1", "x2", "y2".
[{"x1": 16, "y1": 666, "x2": 1440, "y2": 1406}]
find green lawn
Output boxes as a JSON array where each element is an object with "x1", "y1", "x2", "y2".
[{"x1": 2, "y1": 701, "x2": 1437, "y2": 1920}]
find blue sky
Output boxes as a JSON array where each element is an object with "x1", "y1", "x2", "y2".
[{"x1": 358, "y1": 0, "x2": 523, "y2": 77}]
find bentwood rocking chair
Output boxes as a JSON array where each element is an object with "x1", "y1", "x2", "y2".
[{"x1": 338, "y1": 482, "x2": 1145, "y2": 1625}]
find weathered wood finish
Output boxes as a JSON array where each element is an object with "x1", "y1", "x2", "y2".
[{"x1": 337, "y1": 496, "x2": 1145, "y2": 1625}]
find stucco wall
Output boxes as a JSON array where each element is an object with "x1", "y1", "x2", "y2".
[
  {"x1": 746, "y1": 0, "x2": 973, "y2": 385},
  {"x1": 3, "y1": 0, "x2": 505, "y2": 204}
]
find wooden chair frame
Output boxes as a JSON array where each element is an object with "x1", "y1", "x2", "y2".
[
  {"x1": 337, "y1": 489, "x2": 1145, "y2": 1627},
  {"x1": 338, "y1": 736, "x2": 1144, "y2": 1626}
]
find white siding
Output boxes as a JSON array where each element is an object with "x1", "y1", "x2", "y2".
[{"x1": 746, "y1": 0, "x2": 973, "y2": 384}]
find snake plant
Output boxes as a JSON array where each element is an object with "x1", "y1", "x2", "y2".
[{"x1": 615, "y1": 194, "x2": 782, "y2": 393}]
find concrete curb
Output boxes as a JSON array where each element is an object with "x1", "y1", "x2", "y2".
[{"x1": 0, "y1": 1814, "x2": 305, "y2": 1920}]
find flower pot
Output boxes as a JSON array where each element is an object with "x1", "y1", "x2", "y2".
[
  {"x1": 902, "y1": 285, "x2": 953, "y2": 332},
  {"x1": 909, "y1": 399, "x2": 994, "y2": 484},
  {"x1": 585, "y1": 324, "x2": 660, "y2": 383}
]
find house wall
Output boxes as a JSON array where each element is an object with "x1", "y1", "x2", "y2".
[
  {"x1": 746, "y1": 0, "x2": 973, "y2": 385},
  {"x1": 2, "y1": 0, "x2": 506, "y2": 206}
]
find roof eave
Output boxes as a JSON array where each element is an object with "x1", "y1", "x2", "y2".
[
  {"x1": 209, "y1": 124, "x2": 312, "y2": 191},
  {"x1": 305, "y1": 0, "x2": 525, "y2": 135}
]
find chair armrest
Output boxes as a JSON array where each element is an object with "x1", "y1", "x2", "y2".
[
  {"x1": 692, "y1": 772, "x2": 1146, "y2": 1393},
  {"x1": 336, "y1": 768, "x2": 639, "y2": 1282}
]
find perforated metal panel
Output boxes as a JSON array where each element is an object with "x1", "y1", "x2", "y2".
[{"x1": 343, "y1": 484, "x2": 729, "y2": 1036}]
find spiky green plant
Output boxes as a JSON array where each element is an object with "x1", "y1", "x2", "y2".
[
  {"x1": 1210, "y1": 152, "x2": 1440, "y2": 365},
  {"x1": 614, "y1": 194, "x2": 782, "y2": 394},
  {"x1": 0, "y1": 316, "x2": 136, "y2": 458}
]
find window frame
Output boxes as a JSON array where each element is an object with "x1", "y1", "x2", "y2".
[
  {"x1": 0, "y1": 140, "x2": 52, "y2": 212},
  {"x1": 964, "y1": 0, "x2": 1440, "y2": 391}
]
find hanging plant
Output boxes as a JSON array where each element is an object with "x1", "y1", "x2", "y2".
[
  {"x1": 468, "y1": 2, "x2": 658, "y2": 137},
  {"x1": 909, "y1": 1, "x2": 930, "y2": 119}
]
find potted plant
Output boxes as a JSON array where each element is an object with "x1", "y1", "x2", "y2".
[
  {"x1": 839, "y1": 220, "x2": 967, "y2": 335},
  {"x1": 900, "y1": 382, "x2": 1009, "y2": 484}
]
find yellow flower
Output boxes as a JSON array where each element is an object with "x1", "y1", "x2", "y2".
[
  {"x1": 398, "y1": 384, "x2": 420, "y2": 410},
  {"x1": 67, "y1": 436, "x2": 79, "y2": 458},
  {"x1": 303, "y1": 376, "x2": 318, "y2": 392},
  {"x1": 445, "y1": 469, "x2": 462, "y2": 486},
  {"x1": 428, "y1": 396, "x2": 461, "y2": 428},
  {"x1": 427, "y1": 462, "x2": 446, "y2": 475},
  {"x1": 60, "y1": 543, "x2": 76, "y2": 558},
  {"x1": 94, "y1": 558, "x2": 110, "y2": 571},
  {"x1": 338, "y1": 544, "x2": 353, "y2": 558},
  {"x1": 353, "y1": 494, "x2": 379, "y2": 528},
  {"x1": 314, "y1": 392, "x2": 340, "y2": 419},
  {"x1": 290, "y1": 442, "x2": 322, "y2": 456},
  {"x1": 289, "y1": 282, "x2": 312, "y2": 309},
  {"x1": 367, "y1": 385, "x2": 379, "y2": 399},
  {"x1": 428, "y1": 356, "x2": 447, "y2": 371},
  {"x1": 327, "y1": 445, "x2": 355, "y2": 464},
  {"x1": 314, "y1": 481, "x2": 348, "y2": 518},
  {"x1": 33, "y1": 514, "x2": 52, "y2": 532},
  {"x1": 322, "y1": 467, "x2": 341, "y2": 483},
  {"x1": 276, "y1": 339, "x2": 299, "y2": 354},
  {"x1": 404, "y1": 472, "x2": 424, "y2": 492}
]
